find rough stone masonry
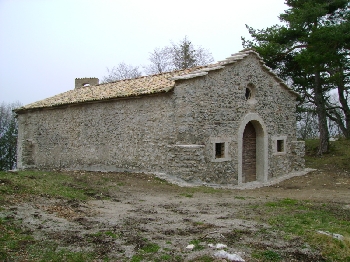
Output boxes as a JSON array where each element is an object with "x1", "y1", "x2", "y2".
[{"x1": 15, "y1": 50, "x2": 305, "y2": 186}]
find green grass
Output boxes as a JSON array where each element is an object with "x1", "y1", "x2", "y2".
[
  {"x1": 189, "y1": 239, "x2": 205, "y2": 251},
  {"x1": 189, "y1": 255, "x2": 214, "y2": 262},
  {"x1": 234, "y1": 196, "x2": 246, "y2": 200},
  {"x1": 305, "y1": 138, "x2": 350, "y2": 170},
  {"x1": 263, "y1": 199, "x2": 350, "y2": 261},
  {"x1": 140, "y1": 242, "x2": 160, "y2": 253},
  {"x1": 0, "y1": 170, "x2": 122, "y2": 261},
  {"x1": 0, "y1": 170, "x2": 121, "y2": 203},
  {"x1": 0, "y1": 139, "x2": 349, "y2": 261},
  {"x1": 252, "y1": 250, "x2": 281, "y2": 262},
  {"x1": 0, "y1": 171, "x2": 90, "y2": 201},
  {"x1": 0, "y1": 216, "x2": 94, "y2": 261},
  {"x1": 131, "y1": 254, "x2": 143, "y2": 262},
  {"x1": 180, "y1": 193, "x2": 193, "y2": 198}
]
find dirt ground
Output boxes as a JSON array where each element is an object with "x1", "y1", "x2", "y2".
[{"x1": 3, "y1": 169, "x2": 350, "y2": 261}]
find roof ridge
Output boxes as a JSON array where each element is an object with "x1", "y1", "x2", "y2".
[
  {"x1": 97, "y1": 65, "x2": 207, "y2": 87},
  {"x1": 15, "y1": 50, "x2": 299, "y2": 113}
]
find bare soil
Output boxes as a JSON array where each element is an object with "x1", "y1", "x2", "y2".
[{"x1": 3, "y1": 170, "x2": 350, "y2": 261}]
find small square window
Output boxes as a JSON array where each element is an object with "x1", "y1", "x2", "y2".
[
  {"x1": 210, "y1": 137, "x2": 231, "y2": 162},
  {"x1": 277, "y1": 139, "x2": 284, "y2": 153},
  {"x1": 273, "y1": 136, "x2": 287, "y2": 155},
  {"x1": 215, "y1": 142, "x2": 225, "y2": 158}
]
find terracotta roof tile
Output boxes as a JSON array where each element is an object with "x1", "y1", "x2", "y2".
[
  {"x1": 17, "y1": 67, "x2": 202, "y2": 111},
  {"x1": 16, "y1": 50, "x2": 298, "y2": 112}
]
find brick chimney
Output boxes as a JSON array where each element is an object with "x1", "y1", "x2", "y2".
[{"x1": 75, "y1": 78, "x2": 99, "y2": 89}]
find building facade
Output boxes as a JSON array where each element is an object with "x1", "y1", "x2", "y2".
[{"x1": 15, "y1": 50, "x2": 305, "y2": 186}]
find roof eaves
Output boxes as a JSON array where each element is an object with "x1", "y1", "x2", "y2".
[{"x1": 14, "y1": 84, "x2": 176, "y2": 113}]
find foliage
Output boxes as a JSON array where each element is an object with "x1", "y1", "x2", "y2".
[
  {"x1": 0, "y1": 102, "x2": 21, "y2": 171},
  {"x1": 242, "y1": 0, "x2": 350, "y2": 153}
]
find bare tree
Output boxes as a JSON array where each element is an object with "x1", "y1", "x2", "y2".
[
  {"x1": 105, "y1": 37, "x2": 214, "y2": 79},
  {"x1": 171, "y1": 36, "x2": 214, "y2": 70},
  {"x1": 102, "y1": 62, "x2": 142, "y2": 83},
  {"x1": 0, "y1": 101, "x2": 21, "y2": 171},
  {"x1": 143, "y1": 47, "x2": 173, "y2": 75},
  {"x1": 297, "y1": 95, "x2": 346, "y2": 140},
  {"x1": 326, "y1": 92, "x2": 350, "y2": 138},
  {"x1": 144, "y1": 36, "x2": 214, "y2": 74},
  {"x1": 297, "y1": 107, "x2": 319, "y2": 140}
]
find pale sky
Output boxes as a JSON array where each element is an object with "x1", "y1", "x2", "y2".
[{"x1": 0, "y1": 0, "x2": 288, "y2": 106}]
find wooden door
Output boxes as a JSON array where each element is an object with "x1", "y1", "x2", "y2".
[{"x1": 242, "y1": 122, "x2": 256, "y2": 183}]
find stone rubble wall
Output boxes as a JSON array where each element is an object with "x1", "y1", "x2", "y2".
[
  {"x1": 290, "y1": 141, "x2": 306, "y2": 171},
  {"x1": 17, "y1": 94, "x2": 176, "y2": 173},
  {"x1": 17, "y1": 53, "x2": 305, "y2": 185},
  {"x1": 166, "y1": 54, "x2": 303, "y2": 184}
]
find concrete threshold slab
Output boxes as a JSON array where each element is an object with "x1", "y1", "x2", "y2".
[{"x1": 152, "y1": 168, "x2": 316, "y2": 190}]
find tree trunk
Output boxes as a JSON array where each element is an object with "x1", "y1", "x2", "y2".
[
  {"x1": 314, "y1": 71, "x2": 330, "y2": 155},
  {"x1": 337, "y1": 75, "x2": 350, "y2": 139}
]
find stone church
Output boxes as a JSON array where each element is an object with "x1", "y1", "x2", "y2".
[{"x1": 15, "y1": 50, "x2": 305, "y2": 186}]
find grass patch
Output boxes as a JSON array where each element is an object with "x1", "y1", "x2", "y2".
[
  {"x1": 104, "y1": 231, "x2": 118, "y2": 239},
  {"x1": 234, "y1": 196, "x2": 246, "y2": 200},
  {"x1": 180, "y1": 193, "x2": 193, "y2": 198},
  {"x1": 131, "y1": 254, "x2": 143, "y2": 262},
  {"x1": 153, "y1": 177, "x2": 171, "y2": 185},
  {"x1": 0, "y1": 170, "x2": 119, "y2": 202},
  {"x1": 263, "y1": 199, "x2": 350, "y2": 261},
  {"x1": 305, "y1": 139, "x2": 350, "y2": 171},
  {"x1": 0, "y1": 216, "x2": 94, "y2": 261},
  {"x1": 140, "y1": 242, "x2": 160, "y2": 253},
  {"x1": 265, "y1": 198, "x2": 298, "y2": 207},
  {"x1": 0, "y1": 171, "x2": 87, "y2": 201},
  {"x1": 159, "y1": 253, "x2": 172, "y2": 260},
  {"x1": 189, "y1": 255, "x2": 214, "y2": 262},
  {"x1": 189, "y1": 239, "x2": 205, "y2": 251},
  {"x1": 252, "y1": 250, "x2": 281, "y2": 262}
]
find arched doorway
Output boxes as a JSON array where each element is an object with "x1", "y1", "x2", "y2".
[
  {"x1": 242, "y1": 122, "x2": 256, "y2": 183},
  {"x1": 238, "y1": 113, "x2": 268, "y2": 184}
]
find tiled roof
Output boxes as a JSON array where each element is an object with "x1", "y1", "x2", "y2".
[
  {"x1": 15, "y1": 67, "x2": 202, "y2": 112},
  {"x1": 15, "y1": 50, "x2": 298, "y2": 112}
]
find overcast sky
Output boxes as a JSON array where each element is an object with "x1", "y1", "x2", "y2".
[{"x1": 0, "y1": 0, "x2": 288, "y2": 106}]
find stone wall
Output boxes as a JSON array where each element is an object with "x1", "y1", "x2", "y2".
[
  {"x1": 17, "y1": 94, "x2": 176, "y2": 173},
  {"x1": 17, "y1": 53, "x2": 305, "y2": 185},
  {"x1": 166, "y1": 54, "x2": 303, "y2": 184},
  {"x1": 290, "y1": 141, "x2": 306, "y2": 171}
]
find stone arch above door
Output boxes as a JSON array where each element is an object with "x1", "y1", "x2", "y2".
[{"x1": 237, "y1": 113, "x2": 268, "y2": 185}]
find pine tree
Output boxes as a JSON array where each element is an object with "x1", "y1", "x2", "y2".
[{"x1": 242, "y1": 0, "x2": 350, "y2": 154}]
